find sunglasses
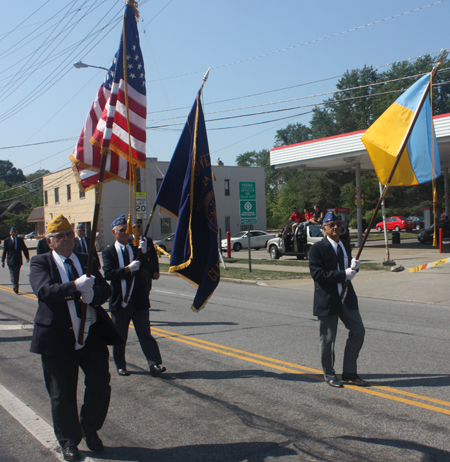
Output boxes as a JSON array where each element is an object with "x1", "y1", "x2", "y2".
[
  {"x1": 325, "y1": 221, "x2": 342, "y2": 228},
  {"x1": 53, "y1": 231, "x2": 75, "y2": 240},
  {"x1": 117, "y1": 228, "x2": 127, "y2": 233}
]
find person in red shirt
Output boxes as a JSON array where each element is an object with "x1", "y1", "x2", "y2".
[
  {"x1": 303, "y1": 208, "x2": 313, "y2": 221},
  {"x1": 288, "y1": 207, "x2": 303, "y2": 233}
]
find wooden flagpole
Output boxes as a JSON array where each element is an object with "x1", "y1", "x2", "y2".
[
  {"x1": 123, "y1": 68, "x2": 211, "y2": 304},
  {"x1": 340, "y1": 58, "x2": 444, "y2": 299}
]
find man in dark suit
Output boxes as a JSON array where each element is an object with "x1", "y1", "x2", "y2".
[
  {"x1": 309, "y1": 211, "x2": 368, "y2": 388},
  {"x1": 102, "y1": 214, "x2": 166, "y2": 378},
  {"x1": 37, "y1": 236, "x2": 51, "y2": 254},
  {"x1": 2, "y1": 227, "x2": 30, "y2": 294},
  {"x1": 29, "y1": 215, "x2": 122, "y2": 461},
  {"x1": 73, "y1": 224, "x2": 100, "y2": 269}
]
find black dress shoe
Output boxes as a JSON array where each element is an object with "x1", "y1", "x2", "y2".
[
  {"x1": 326, "y1": 377, "x2": 344, "y2": 388},
  {"x1": 150, "y1": 364, "x2": 166, "y2": 376},
  {"x1": 117, "y1": 368, "x2": 131, "y2": 376},
  {"x1": 341, "y1": 373, "x2": 370, "y2": 386},
  {"x1": 62, "y1": 446, "x2": 81, "y2": 461},
  {"x1": 13, "y1": 289, "x2": 18, "y2": 294},
  {"x1": 83, "y1": 431, "x2": 105, "y2": 453}
]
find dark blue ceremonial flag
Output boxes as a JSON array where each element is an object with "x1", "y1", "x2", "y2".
[{"x1": 155, "y1": 91, "x2": 219, "y2": 311}]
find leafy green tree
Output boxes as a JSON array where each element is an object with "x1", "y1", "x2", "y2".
[
  {"x1": 3, "y1": 211, "x2": 33, "y2": 233},
  {"x1": 274, "y1": 123, "x2": 312, "y2": 147},
  {"x1": 0, "y1": 160, "x2": 26, "y2": 186}
]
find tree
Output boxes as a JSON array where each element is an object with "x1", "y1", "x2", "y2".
[
  {"x1": 0, "y1": 160, "x2": 26, "y2": 186},
  {"x1": 274, "y1": 123, "x2": 312, "y2": 147},
  {"x1": 3, "y1": 210, "x2": 33, "y2": 233}
]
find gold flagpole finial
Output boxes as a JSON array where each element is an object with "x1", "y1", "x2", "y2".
[{"x1": 125, "y1": 0, "x2": 140, "y2": 19}]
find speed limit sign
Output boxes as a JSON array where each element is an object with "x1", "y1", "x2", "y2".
[{"x1": 136, "y1": 192, "x2": 147, "y2": 219}]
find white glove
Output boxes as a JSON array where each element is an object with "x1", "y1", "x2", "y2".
[
  {"x1": 128, "y1": 260, "x2": 141, "y2": 273},
  {"x1": 80, "y1": 289, "x2": 94, "y2": 305},
  {"x1": 345, "y1": 268, "x2": 357, "y2": 281},
  {"x1": 138, "y1": 238, "x2": 147, "y2": 254},
  {"x1": 351, "y1": 258, "x2": 361, "y2": 270},
  {"x1": 75, "y1": 274, "x2": 95, "y2": 292}
]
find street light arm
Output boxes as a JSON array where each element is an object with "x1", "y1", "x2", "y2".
[{"x1": 73, "y1": 61, "x2": 109, "y2": 71}]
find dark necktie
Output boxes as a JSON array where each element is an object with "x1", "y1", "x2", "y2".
[
  {"x1": 337, "y1": 244, "x2": 345, "y2": 271},
  {"x1": 121, "y1": 246, "x2": 130, "y2": 266},
  {"x1": 121, "y1": 246, "x2": 131, "y2": 294},
  {"x1": 65, "y1": 258, "x2": 81, "y2": 317},
  {"x1": 81, "y1": 238, "x2": 87, "y2": 254}
]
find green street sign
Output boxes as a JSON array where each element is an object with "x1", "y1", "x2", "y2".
[{"x1": 239, "y1": 182, "x2": 257, "y2": 224}]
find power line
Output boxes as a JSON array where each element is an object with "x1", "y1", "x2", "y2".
[{"x1": 146, "y1": 1, "x2": 449, "y2": 83}]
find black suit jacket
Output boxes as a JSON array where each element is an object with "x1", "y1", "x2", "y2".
[
  {"x1": 29, "y1": 252, "x2": 122, "y2": 356},
  {"x1": 102, "y1": 243, "x2": 151, "y2": 312},
  {"x1": 36, "y1": 237, "x2": 50, "y2": 255},
  {"x1": 309, "y1": 237, "x2": 359, "y2": 317},
  {"x1": 74, "y1": 236, "x2": 100, "y2": 268},
  {"x1": 2, "y1": 236, "x2": 29, "y2": 267},
  {"x1": 127, "y1": 236, "x2": 159, "y2": 294}
]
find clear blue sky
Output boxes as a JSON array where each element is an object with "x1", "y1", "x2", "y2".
[{"x1": 1, "y1": 0, "x2": 449, "y2": 177}]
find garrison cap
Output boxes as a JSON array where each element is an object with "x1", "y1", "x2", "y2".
[
  {"x1": 323, "y1": 211, "x2": 341, "y2": 223},
  {"x1": 47, "y1": 215, "x2": 72, "y2": 234}
]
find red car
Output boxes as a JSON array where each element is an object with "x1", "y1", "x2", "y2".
[{"x1": 375, "y1": 216, "x2": 415, "y2": 231}]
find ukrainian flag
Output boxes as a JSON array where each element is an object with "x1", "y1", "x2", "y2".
[{"x1": 361, "y1": 73, "x2": 440, "y2": 186}]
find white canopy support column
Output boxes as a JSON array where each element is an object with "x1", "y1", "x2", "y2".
[{"x1": 355, "y1": 162, "x2": 362, "y2": 246}]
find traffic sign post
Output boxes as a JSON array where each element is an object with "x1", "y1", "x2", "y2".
[
  {"x1": 239, "y1": 182, "x2": 257, "y2": 272},
  {"x1": 136, "y1": 192, "x2": 147, "y2": 219}
]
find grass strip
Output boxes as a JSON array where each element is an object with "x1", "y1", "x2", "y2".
[
  {"x1": 222, "y1": 258, "x2": 390, "y2": 271},
  {"x1": 158, "y1": 263, "x2": 310, "y2": 280}
]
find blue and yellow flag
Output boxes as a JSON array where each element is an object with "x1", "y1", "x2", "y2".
[
  {"x1": 361, "y1": 73, "x2": 440, "y2": 186},
  {"x1": 155, "y1": 91, "x2": 219, "y2": 311}
]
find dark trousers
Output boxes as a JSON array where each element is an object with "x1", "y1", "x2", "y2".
[
  {"x1": 318, "y1": 303, "x2": 365, "y2": 380},
  {"x1": 8, "y1": 264, "x2": 21, "y2": 291},
  {"x1": 41, "y1": 339, "x2": 111, "y2": 449},
  {"x1": 111, "y1": 300, "x2": 162, "y2": 370}
]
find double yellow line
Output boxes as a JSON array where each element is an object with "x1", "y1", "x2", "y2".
[
  {"x1": 152, "y1": 327, "x2": 450, "y2": 417},
  {"x1": 2, "y1": 285, "x2": 449, "y2": 417}
]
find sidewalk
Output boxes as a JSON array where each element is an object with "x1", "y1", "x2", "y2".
[{"x1": 227, "y1": 239, "x2": 450, "y2": 307}]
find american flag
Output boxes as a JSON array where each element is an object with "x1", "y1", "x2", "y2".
[{"x1": 70, "y1": 1, "x2": 146, "y2": 191}]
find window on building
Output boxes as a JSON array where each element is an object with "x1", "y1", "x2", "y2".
[
  {"x1": 225, "y1": 216, "x2": 231, "y2": 232},
  {"x1": 44, "y1": 190, "x2": 48, "y2": 205},
  {"x1": 156, "y1": 178, "x2": 163, "y2": 193},
  {"x1": 240, "y1": 224, "x2": 254, "y2": 231},
  {"x1": 224, "y1": 179, "x2": 230, "y2": 196},
  {"x1": 79, "y1": 189, "x2": 85, "y2": 199},
  {"x1": 161, "y1": 218, "x2": 171, "y2": 235},
  {"x1": 54, "y1": 187, "x2": 59, "y2": 204},
  {"x1": 67, "y1": 184, "x2": 71, "y2": 202}
]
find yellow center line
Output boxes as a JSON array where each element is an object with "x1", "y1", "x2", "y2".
[
  {"x1": 2, "y1": 285, "x2": 449, "y2": 415},
  {"x1": 152, "y1": 327, "x2": 450, "y2": 416},
  {"x1": 0, "y1": 286, "x2": 37, "y2": 301}
]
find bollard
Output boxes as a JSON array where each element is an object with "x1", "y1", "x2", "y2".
[
  {"x1": 226, "y1": 231, "x2": 231, "y2": 258},
  {"x1": 391, "y1": 232, "x2": 400, "y2": 244},
  {"x1": 439, "y1": 227, "x2": 443, "y2": 253}
]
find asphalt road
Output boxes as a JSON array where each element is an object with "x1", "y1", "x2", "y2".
[{"x1": 1, "y1": 262, "x2": 450, "y2": 462}]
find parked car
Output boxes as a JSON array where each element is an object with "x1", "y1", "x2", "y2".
[
  {"x1": 375, "y1": 216, "x2": 415, "y2": 232},
  {"x1": 266, "y1": 223, "x2": 325, "y2": 260},
  {"x1": 407, "y1": 216, "x2": 424, "y2": 230},
  {"x1": 417, "y1": 221, "x2": 450, "y2": 244},
  {"x1": 153, "y1": 233, "x2": 175, "y2": 252},
  {"x1": 221, "y1": 230, "x2": 275, "y2": 252},
  {"x1": 24, "y1": 231, "x2": 36, "y2": 239}
]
